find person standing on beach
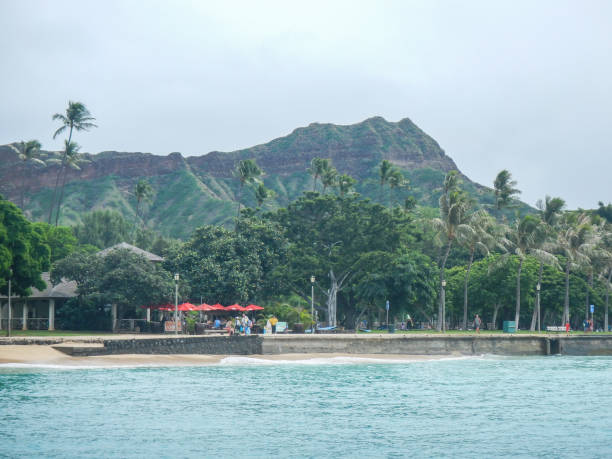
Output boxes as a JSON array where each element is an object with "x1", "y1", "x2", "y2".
[
  {"x1": 565, "y1": 320, "x2": 570, "y2": 335},
  {"x1": 474, "y1": 314, "x2": 481, "y2": 334}
]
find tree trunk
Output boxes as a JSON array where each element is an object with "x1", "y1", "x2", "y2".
[
  {"x1": 48, "y1": 125, "x2": 73, "y2": 224},
  {"x1": 491, "y1": 303, "x2": 501, "y2": 329},
  {"x1": 20, "y1": 160, "x2": 27, "y2": 209},
  {"x1": 438, "y1": 240, "x2": 452, "y2": 332},
  {"x1": 327, "y1": 269, "x2": 339, "y2": 327},
  {"x1": 585, "y1": 270, "x2": 593, "y2": 322},
  {"x1": 514, "y1": 257, "x2": 524, "y2": 328},
  {"x1": 605, "y1": 269, "x2": 611, "y2": 333},
  {"x1": 55, "y1": 163, "x2": 70, "y2": 226},
  {"x1": 530, "y1": 263, "x2": 543, "y2": 331},
  {"x1": 462, "y1": 247, "x2": 475, "y2": 330},
  {"x1": 563, "y1": 261, "x2": 570, "y2": 325}
]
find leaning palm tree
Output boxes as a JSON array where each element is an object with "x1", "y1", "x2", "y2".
[
  {"x1": 234, "y1": 159, "x2": 262, "y2": 216},
  {"x1": 388, "y1": 169, "x2": 407, "y2": 208},
  {"x1": 431, "y1": 171, "x2": 471, "y2": 331},
  {"x1": 307, "y1": 158, "x2": 329, "y2": 192},
  {"x1": 49, "y1": 101, "x2": 97, "y2": 224},
  {"x1": 9, "y1": 140, "x2": 43, "y2": 208},
  {"x1": 254, "y1": 183, "x2": 275, "y2": 209},
  {"x1": 456, "y1": 210, "x2": 499, "y2": 329},
  {"x1": 494, "y1": 169, "x2": 521, "y2": 211},
  {"x1": 54, "y1": 141, "x2": 86, "y2": 225},
  {"x1": 595, "y1": 225, "x2": 612, "y2": 332},
  {"x1": 134, "y1": 179, "x2": 154, "y2": 223},
  {"x1": 556, "y1": 213, "x2": 595, "y2": 325}
]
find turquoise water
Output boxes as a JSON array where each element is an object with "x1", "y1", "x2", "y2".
[{"x1": 1, "y1": 355, "x2": 612, "y2": 458}]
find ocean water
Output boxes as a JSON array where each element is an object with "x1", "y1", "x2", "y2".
[{"x1": 1, "y1": 355, "x2": 612, "y2": 458}]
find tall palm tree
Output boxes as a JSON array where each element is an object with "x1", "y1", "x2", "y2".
[
  {"x1": 134, "y1": 179, "x2": 154, "y2": 222},
  {"x1": 556, "y1": 213, "x2": 594, "y2": 325},
  {"x1": 506, "y1": 215, "x2": 558, "y2": 328},
  {"x1": 494, "y1": 169, "x2": 521, "y2": 211},
  {"x1": 49, "y1": 101, "x2": 97, "y2": 224},
  {"x1": 432, "y1": 170, "x2": 471, "y2": 331},
  {"x1": 308, "y1": 158, "x2": 329, "y2": 192},
  {"x1": 456, "y1": 210, "x2": 499, "y2": 329},
  {"x1": 9, "y1": 140, "x2": 43, "y2": 208},
  {"x1": 596, "y1": 225, "x2": 612, "y2": 332},
  {"x1": 55, "y1": 141, "x2": 85, "y2": 225},
  {"x1": 321, "y1": 165, "x2": 338, "y2": 193},
  {"x1": 530, "y1": 196, "x2": 565, "y2": 331},
  {"x1": 255, "y1": 183, "x2": 274, "y2": 209},
  {"x1": 234, "y1": 159, "x2": 262, "y2": 216}
]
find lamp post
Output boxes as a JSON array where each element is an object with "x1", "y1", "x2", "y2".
[
  {"x1": 6, "y1": 269, "x2": 12, "y2": 338},
  {"x1": 310, "y1": 276, "x2": 315, "y2": 332},
  {"x1": 174, "y1": 273, "x2": 179, "y2": 335},
  {"x1": 536, "y1": 283, "x2": 541, "y2": 332},
  {"x1": 441, "y1": 280, "x2": 447, "y2": 332}
]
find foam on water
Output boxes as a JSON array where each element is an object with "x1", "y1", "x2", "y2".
[{"x1": 218, "y1": 354, "x2": 480, "y2": 365}]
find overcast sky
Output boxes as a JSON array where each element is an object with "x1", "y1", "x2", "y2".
[{"x1": 1, "y1": 0, "x2": 610, "y2": 209}]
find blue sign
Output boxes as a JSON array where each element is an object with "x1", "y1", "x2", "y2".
[
  {"x1": 590, "y1": 304, "x2": 595, "y2": 314},
  {"x1": 385, "y1": 300, "x2": 390, "y2": 311}
]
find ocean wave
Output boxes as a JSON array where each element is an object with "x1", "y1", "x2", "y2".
[{"x1": 218, "y1": 355, "x2": 479, "y2": 366}]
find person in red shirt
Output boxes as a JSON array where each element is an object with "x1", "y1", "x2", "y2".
[{"x1": 565, "y1": 321, "x2": 570, "y2": 335}]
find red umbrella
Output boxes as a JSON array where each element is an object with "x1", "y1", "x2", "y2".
[
  {"x1": 195, "y1": 303, "x2": 216, "y2": 311},
  {"x1": 177, "y1": 302, "x2": 197, "y2": 311},
  {"x1": 225, "y1": 303, "x2": 246, "y2": 312},
  {"x1": 244, "y1": 304, "x2": 264, "y2": 311},
  {"x1": 211, "y1": 303, "x2": 225, "y2": 311}
]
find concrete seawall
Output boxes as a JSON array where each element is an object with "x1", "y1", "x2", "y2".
[{"x1": 3, "y1": 334, "x2": 612, "y2": 357}]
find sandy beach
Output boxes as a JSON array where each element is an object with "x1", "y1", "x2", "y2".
[{"x1": 0, "y1": 345, "x2": 445, "y2": 367}]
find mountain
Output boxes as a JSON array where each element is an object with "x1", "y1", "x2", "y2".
[{"x1": 0, "y1": 116, "x2": 502, "y2": 238}]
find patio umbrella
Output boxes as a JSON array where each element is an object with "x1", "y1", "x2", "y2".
[
  {"x1": 211, "y1": 303, "x2": 225, "y2": 311},
  {"x1": 225, "y1": 303, "x2": 246, "y2": 312},
  {"x1": 244, "y1": 304, "x2": 264, "y2": 311},
  {"x1": 195, "y1": 303, "x2": 216, "y2": 311},
  {"x1": 177, "y1": 302, "x2": 198, "y2": 311}
]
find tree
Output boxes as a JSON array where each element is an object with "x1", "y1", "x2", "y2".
[
  {"x1": 506, "y1": 215, "x2": 557, "y2": 328},
  {"x1": 32, "y1": 222, "x2": 79, "y2": 263},
  {"x1": 556, "y1": 213, "x2": 594, "y2": 325},
  {"x1": 596, "y1": 201, "x2": 612, "y2": 223},
  {"x1": 456, "y1": 210, "x2": 498, "y2": 329},
  {"x1": 254, "y1": 183, "x2": 274, "y2": 209},
  {"x1": 54, "y1": 141, "x2": 87, "y2": 226},
  {"x1": 494, "y1": 169, "x2": 521, "y2": 211},
  {"x1": 336, "y1": 174, "x2": 356, "y2": 196},
  {"x1": 73, "y1": 210, "x2": 133, "y2": 249},
  {"x1": 308, "y1": 158, "x2": 329, "y2": 192},
  {"x1": 321, "y1": 165, "x2": 338, "y2": 193},
  {"x1": 388, "y1": 169, "x2": 407, "y2": 208},
  {"x1": 49, "y1": 101, "x2": 97, "y2": 225},
  {"x1": 9, "y1": 140, "x2": 43, "y2": 208},
  {"x1": 134, "y1": 179, "x2": 154, "y2": 223},
  {"x1": 234, "y1": 159, "x2": 262, "y2": 216},
  {"x1": 431, "y1": 171, "x2": 471, "y2": 331},
  {"x1": 0, "y1": 197, "x2": 51, "y2": 335}
]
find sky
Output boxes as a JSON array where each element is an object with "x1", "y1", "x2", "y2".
[{"x1": 1, "y1": 0, "x2": 610, "y2": 209}]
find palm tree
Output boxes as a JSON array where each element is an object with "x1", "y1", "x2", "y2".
[
  {"x1": 321, "y1": 165, "x2": 338, "y2": 193},
  {"x1": 529, "y1": 196, "x2": 566, "y2": 331},
  {"x1": 556, "y1": 213, "x2": 595, "y2": 325},
  {"x1": 49, "y1": 101, "x2": 97, "y2": 224},
  {"x1": 505, "y1": 215, "x2": 559, "y2": 328},
  {"x1": 379, "y1": 159, "x2": 393, "y2": 204},
  {"x1": 494, "y1": 169, "x2": 521, "y2": 211},
  {"x1": 134, "y1": 179, "x2": 154, "y2": 222},
  {"x1": 308, "y1": 158, "x2": 329, "y2": 192},
  {"x1": 388, "y1": 169, "x2": 407, "y2": 208},
  {"x1": 596, "y1": 226, "x2": 612, "y2": 332},
  {"x1": 255, "y1": 183, "x2": 274, "y2": 209},
  {"x1": 55, "y1": 141, "x2": 86, "y2": 225},
  {"x1": 234, "y1": 159, "x2": 262, "y2": 216},
  {"x1": 9, "y1": 140, "x2": 43, "y2": 208},
  {"x1": 432, "y1": 171, "x2": 471, "y2": 331},
  {"x1": 456, "y1": 211, "x2": 498, "y2": 329},
  {"x1": 336, "y1": 174, "x2": 356, "y2": 196}
]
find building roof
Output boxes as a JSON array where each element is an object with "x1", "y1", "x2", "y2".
[
  {"x1": 0, "y1": 272, "x2": 77, "y2": 300},
  {"x1": 97, "y1": 242, "x2": 164, "y2": 262}
]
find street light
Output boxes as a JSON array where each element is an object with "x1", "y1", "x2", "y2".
[
  {"x1": 536, "y1": 283, "x2": 541, "y2": 332},
  {"x1": 310, "y1": 276, "x2": 315, "y2": 332},
  {"x1": 6, "y1": 269, "x2": 12, "y2": 338},
  {"x1": 174, "y1": 273, "x2": 179, "y2": 335},
  {"x1": 441, "y1": 279, "x2": 447, "y2": 332}
]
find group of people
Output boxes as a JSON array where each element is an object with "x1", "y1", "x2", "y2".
[{"x1": 225, "y1": 314, "x2": 254, "y2": 336}]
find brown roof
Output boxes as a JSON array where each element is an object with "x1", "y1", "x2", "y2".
[{"x1": 97, "y1": 242, "x2": 164, "y2": 262}]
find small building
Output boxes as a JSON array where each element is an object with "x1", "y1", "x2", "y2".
[
  {"x1": 0, "y1": 242, "x2": 164, "y2": 332},
  {"x1": 0, "y1": 272, "x2": 77, "y2": 331}
]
